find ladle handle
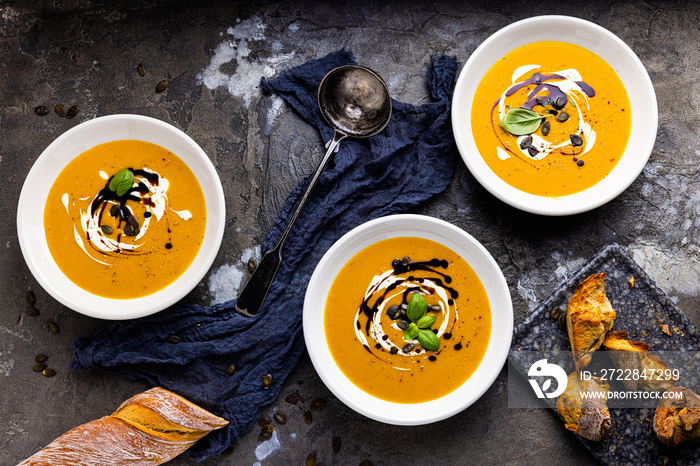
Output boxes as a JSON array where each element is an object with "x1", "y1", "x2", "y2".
[{"x1": 234, "y1": 130, "x2": 347, "y2": 317}]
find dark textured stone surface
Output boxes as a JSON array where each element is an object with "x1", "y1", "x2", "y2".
[
  {"x1": 1, "y1": 0, "x2": 699, "y2": 464},
  {"x1": 511, "y1": 244, "x2": 700, "y2": 465}
]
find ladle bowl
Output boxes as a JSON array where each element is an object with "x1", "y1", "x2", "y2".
[
  {"x1": 318, "y1": 66, "x2": 392, "y2": 138},
  {"x1": 235, "y1": 65, "x2": 392, "y2": 317}
]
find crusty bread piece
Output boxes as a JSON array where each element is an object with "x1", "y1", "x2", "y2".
[
  {"x1": 654, "y1": 387, "x2": 700, "y2": 446},
  {"x1": 556, "y1": 372, "x2": 611, "y2": 441},
  {"x1": 18, "y1": 387, "x2": 228, "y2": 465},
  {"x1": 566, "y1": 273, "x2": 616, "y2": 370},
  {"x1": 602, "y1": 330, "x2": 677, "y2": 391}
]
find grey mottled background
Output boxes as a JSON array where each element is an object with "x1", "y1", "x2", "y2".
[{"x1": 1, "y1": 0, "x2": 698, "y2": 464}]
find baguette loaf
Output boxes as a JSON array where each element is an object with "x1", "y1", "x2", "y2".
[
  {"x1": 565, "y1": 273, "x2": 616, "y2": 370},
  {"x1": 556, "y1": 372, "x2": 611, "y2": 441},
  {"x1": 653, "y1": 387, "x2": 700, "y2": 446},
  {"x1": 602, "y1": 330, "x2": 677, "y2": 391},
  {"x1": 18, "y1": 387, "x2": 228, "y2": 466}
]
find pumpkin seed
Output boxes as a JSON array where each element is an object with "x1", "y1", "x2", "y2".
[
  {"x1": 520, "y1": 136, "x2": 533, "y2": 151},
  {"x1": 389, "y1": 346, "x2": 398, "y2": 355},
  {"x1": 558, "y1": 313, "x2": 567, "y2": 331},
  {"x1": 273, "y1": 411, "x2": 287, "y2": 424},
  {"x1": 126, "y1": 215, "x2": 139, "y2": 228},
  {"x1": 66, "y1": 105, "x2": 78, "y2": 119},
  {"x1": 306, "y1": 452, "x2": 316, "y2": 466},
  {"x1": 258, "y1": 425, "x2": 274, "y2": 441},
  {"x1": 527, "y1": 146, "x2": 539, "y2": 157},
  {"x1": 303, "y1": 408, "x2": 312, "y2": 424},
  {"x1": 262, "y1": 373, "x2": 273, "y2": 389},
  {"x1": 541, "y1": 121, "x2": 550, "y2": 136},
  {"x1": 110, "y1": 204, "x2": 121, "y2": 217},
  {"x1": 310, "y1": 399, "x2": 326, "y2": 411},
  {"x1": 570, "y1": 134, "x2": 583, "y2": 146},
  {"x1": 26, "y1": 291, "x2": 36, "y2": 306},
  {"x1": 55, "y1": 105, "x2": 67, "y2": 117},
  {"x1": 46, "y1": 321, "x2": 59, "y2": 334},
  {"x1": 42, "y1": 368, "x2": 56, "y2": 377},
  {"x1": 397, "y1": 321, "x2": 408, "y2": 330},
  {"x1": 124, "y1": 224, "x2": 138, "y2": 236},
  {"x1": 247, "y1": 258, "x2": 257, "y2": 273},
  {"x1": 33, "y1": 363, "x2": 47, "y2": 372},
  {"x1": 167, "y1": 334, "x2": 182, "y2": 344},
  {"x1": 430, "y1": 304, "x2": 441, "y2": 312},
  {"x1": 35, "y1": 353, "x2": 48, "y2": 363},
  {"x1": 34, "y1": 106, "x2": 49, "y2": 116},
  {"x1": 257, "y1": 416, "x2": 272, "y2": 426},
  {"x1": 332, "y1": 436, "x2": 341, "y2": 454},
  {"x1": 25, "y1": 307, "x2": 39, "y2": 317},
  {"x1": 402, "y1": 343, "x2": 414, "y2": 353},
  {"x1": 401, "y1": 256, "x2": 411, "y2": 266},
  {"x1": 557, "y1": 112, "x2": 569, "y2": 122},
  {"x1": 553, "y1": 96, "x2": 565, "y2": 109},
  {"x1": 386, "y1": 305, "x2": 400, "y2": 320},
  {"x1": 137, "y1": 63, "x2": 145, "y2": 76},
  {"x1": 155, "y1": 79, "x2": 168, "y2": 93},
  {"x1": 549, "y1": 308, "x2": 561, "y2": 321},
  {"x1": 100, "y1": 225, "x2": 113, "y2": 235},
  {"x1": 224, "y1": 363, "x2": 235, "y2": 377},
  {"x1": 285, "y1": 390, "x2": 304, "y2": 405}
]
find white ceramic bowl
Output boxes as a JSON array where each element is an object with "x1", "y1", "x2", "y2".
[
  {"x1": 303, "y1": 214, "x2": 513, "y2": 425},
  {"x1": 17, "y1": 114, "x2": 225, "y2": 320},
  {"x1": 452, "y1": 15, "x2": 658, "y2": 216}
]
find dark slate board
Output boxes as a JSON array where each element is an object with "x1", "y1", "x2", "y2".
[{"x1": 510, "y1": 243, "x2": 700, "y2": 466}]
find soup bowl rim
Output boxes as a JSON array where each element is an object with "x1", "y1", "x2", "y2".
[
  {"x1": 16, "y1": 114, "x2": 225, "y2": 320},
  {"x1": 451, "y1": 14, "x2": 658, "y2": 216},
  {"x1": 303, "y1": 214, "x2": 513, "y2": 425}
]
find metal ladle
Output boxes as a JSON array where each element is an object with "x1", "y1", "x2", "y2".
[{"x1": 234, "y1": 65, "x2": 392, "y2": 317}]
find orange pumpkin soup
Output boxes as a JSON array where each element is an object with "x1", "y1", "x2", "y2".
[
  {"x1": 44, "y1": 140, "x2": 206, "y2": 299},
  {"x1": 324, "y1": 237, "x2": 491, "y2": 403},
  {"x1": 471, "y1": 41, "x2": 631, "y2": 197}
]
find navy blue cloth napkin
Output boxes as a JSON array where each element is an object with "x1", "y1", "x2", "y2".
[{"x1": 71, "y1": 49, "x2": 458, "y2": 460}]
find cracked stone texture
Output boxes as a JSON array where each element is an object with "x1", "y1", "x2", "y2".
[{"x1": 1, "y1": 0, "x2": 699, "y2": 464}]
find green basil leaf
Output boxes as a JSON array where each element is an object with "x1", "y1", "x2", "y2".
[
  {"x1": 417, "y1": 329, "x2": 439, "y2": 352},
  {"x1": 499, "y1": 108, "x2": 548, "y2": 136},
  {"x1": 407, "y1": 292, "x2": 427, "y2": 322},
  {"x1": 416, "y1": 315, "x2": 436, "y2": 329},
  {"x1": 109, "y1": 168, "x2": 134, "y2": 197},
  {"x1": 404, "y1": 322, "x2": 420, "y2": 341}
]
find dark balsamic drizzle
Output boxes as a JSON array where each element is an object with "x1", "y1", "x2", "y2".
[
  {"x1": 355, "y1": 257, "x2": 459, "y2": 361},
  {"x1": 85, "y1": 168, "x2": 172, "y2": 256},
  {"x1": 491, "y1": 71, "x2": 596, "y2": 163},
  {"x1": 89, "y1": 169, "x2": 159, "y2": 217},
  {"x1": 506, "y1": 73, "x2": 595, "y2": 110}
]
